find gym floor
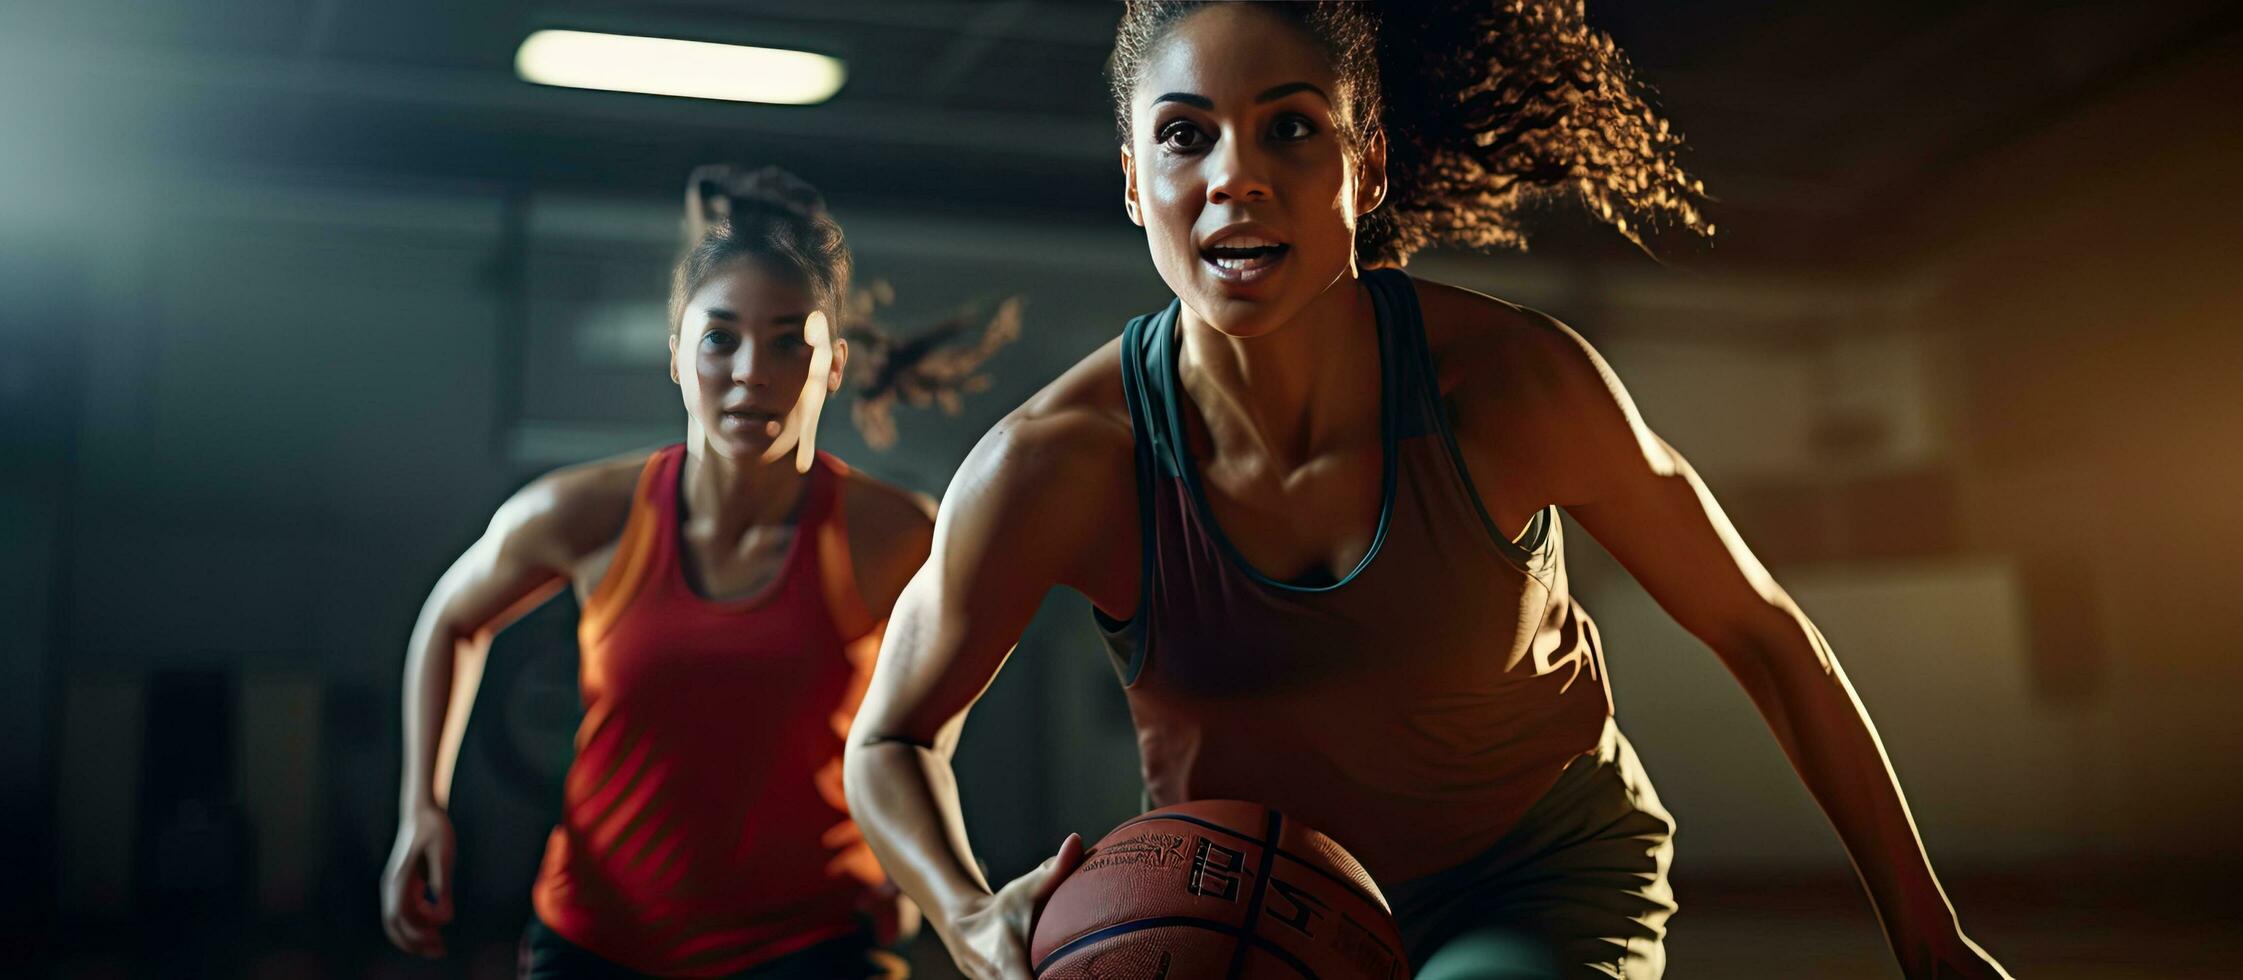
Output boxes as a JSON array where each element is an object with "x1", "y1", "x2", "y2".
[{"x1": 24, "y1": 865, "x2": 2225, "y2": 978}]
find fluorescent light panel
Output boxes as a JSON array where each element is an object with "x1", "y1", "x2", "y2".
[{"x1": 515, "y1": 29, "x2": 845, "y2": 105}]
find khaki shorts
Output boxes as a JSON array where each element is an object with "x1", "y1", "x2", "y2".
[{"x1": 1387, "y1": 718, "x2": 1677, "y2": 979}]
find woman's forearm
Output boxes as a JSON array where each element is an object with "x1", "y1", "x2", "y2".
[
  {"x1": 398, "y1": 613, "x2": 488, "y2": 815},
  {"x1": 845, "y1": 737, "x2": 1000, "y2": 945},
  {"x1": 1729, "y1": 620, "x2": 1963, "y2": 957}
]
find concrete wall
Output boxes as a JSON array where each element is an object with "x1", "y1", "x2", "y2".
[{"x1": 1915, "y1": 30, "x2": 2243, "y2": 861}]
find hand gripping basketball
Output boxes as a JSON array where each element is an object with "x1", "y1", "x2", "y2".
[
  {"x1": 952, "y1": 833, "x2": 1087, "y2": 980},
  {"x1": 1031, "y1": 801, "x2": 1411, "y2": 979}
]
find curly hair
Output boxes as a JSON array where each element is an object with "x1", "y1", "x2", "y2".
[
  {"x1": 678, "y1": 165, "x2": 1022, "y2": 449},
  {"x1": 1108, "y1": 1, "x2": 1711, "y2": 265}
]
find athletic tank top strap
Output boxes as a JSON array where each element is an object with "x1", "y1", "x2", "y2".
[
  {"x1": 578, "y1": 447, "x2": 677, "y2": 644},
  {"x1": 1102, "y1": 271, "x2": 1445, "y2": 627},
  {"x1": 1117, "y1": 301, "x2": 1181, "y2": 481},
  {"x1": 1122, "y1": 271, "x2": 1433, "y2": 470},
  {"x1": 1367, "y1": 268, "x2": 1555, "y2": 563},
  {"x1": 582, "y1": 447, "x2": 855, "y2": 641},
  {"x1": 660, "y1": 446, "x2": 840, "y2": 605},
  {"x1": 793, "y1": 448, "x2": 845, "y2": 529},
  {"x1": 808, "y1": 452, "x2": 879, "y2": 643},
  {"x1": 1099, "y1": 305, "x2": 1175, "y2": 671},
  {"x1": 1360, "y1": 266, "x2": 1441, "y2": 441},
  {"x1": 1103, "y1": 273, "x2": 1426, "y2": 675}
]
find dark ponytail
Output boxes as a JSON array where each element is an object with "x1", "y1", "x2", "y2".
[
  {"x1": 677, "y1": 165, "x2": 1022, "y2": 449},
  {"x1": 841, "y1": 285, "x2": 1023, "y2": 451},
  {"x1": 1109, "y1": 1, "x2": 1711, "y2": 265}
]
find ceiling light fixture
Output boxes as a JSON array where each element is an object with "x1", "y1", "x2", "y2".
[{"x1": 515, "y1": 29, "x2": 845, "y2": 105}]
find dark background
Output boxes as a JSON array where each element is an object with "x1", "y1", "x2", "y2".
[{"x1": 4, "y1": 1, "x2": 2240, "y2": 976}]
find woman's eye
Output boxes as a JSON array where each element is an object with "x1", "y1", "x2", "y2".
[
  {"x1": 1272, "y1": 114, "x2": 1317, "y2": 141},
  {"x1": 1157, "y1": 120, "x2": 1209, "y2": 152},
  {"x1": 775, "y1": 333, "x2": 808, "y2": 352},
  {"x1": 702, "y1": 330, "x2": 736, "y2": 348}
]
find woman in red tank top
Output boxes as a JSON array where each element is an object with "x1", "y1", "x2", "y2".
[
  {"x1": 380, "y1": 166, "x2": 1009, "y2": 978},
  {"x1": 846, "y1": 4, "x2": 2013, "y2": 980}
]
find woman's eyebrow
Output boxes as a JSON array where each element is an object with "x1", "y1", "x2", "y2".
[
  {"x1": 1256, "y1": 80, "x2": 1318, "y2": 103},
  {"x1": 1151, "y1": 84, "x2": 1329, "y2": 109}
]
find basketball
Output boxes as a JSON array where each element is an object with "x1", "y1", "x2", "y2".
[{"x1": 1030, "y1": 800, "x2": 1410, "y2": 979}]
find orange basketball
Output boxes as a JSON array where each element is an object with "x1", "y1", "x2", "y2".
[{"x1": 1030, "y1": 800, "x2": 1410, "y2": 979}]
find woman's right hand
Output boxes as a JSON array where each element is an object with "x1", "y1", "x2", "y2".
[
  {"x1": 947, "y1": 834, "x2": 1085, "y2": 980},
  {"x1": 380, "y1": 805, "x2": 457, "y2": 958}
]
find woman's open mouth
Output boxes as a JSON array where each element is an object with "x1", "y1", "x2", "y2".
[
  {"x1": 721, "y1": 408, "x2": 784, "y2": 436},
  {"x1": 1200, "y1": 237, "x2": 1290, "y2": 284}
]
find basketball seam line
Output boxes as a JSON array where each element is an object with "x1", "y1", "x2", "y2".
[
  {"x1": 1224, "y1": 808, "x2": 1285, "y2": 980},
  {"x1": 1113, "y1": 812, "x2": 1392, "y2": 922},
  {"x1": 1029, "y1": 919, "x2": 1324, "y2": 979},
  {"x1": 1248, "y1": 932, "x2": 1322, "y2": 980},
  {"x1": 1030, "y1": 915, "x2": 1237, "y2": 976}
]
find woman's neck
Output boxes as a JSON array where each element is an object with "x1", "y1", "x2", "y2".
[
  {"x1": 1177, "y1": 270, "x2": 1380, "y2": 466},
  {"x1": 679, "y1": 431, "x2": 809, "y2": 535}
]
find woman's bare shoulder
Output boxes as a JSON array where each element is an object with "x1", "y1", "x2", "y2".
[
  {"x1": 839, "y1": 468, "x2": 937, "y2": 531},
  {"x1": 1019, "y1": 333, "x2": 1134, "y2": 432},
  {"x1": 839, "y1": 466, "x2": 937, "y2": 568},
  {"x1": 982, "y1": 334, "x2": 1137, "y2": 482},
  {"x1": 1411, "y1": 277, "x2": 1594, "y2": 398},
  {"x1": 1409, "y1": 275, "x2": 1662, "y2": 501},
  {"x1": 938, "y1": 336, "x2": 1140, "y2": 595},
  {"x1": 835, "y1": 465, "x2": 938, "y2": 617},
  {"x1": 496, "y1": 451, "x2": 651, "y2": 563}
]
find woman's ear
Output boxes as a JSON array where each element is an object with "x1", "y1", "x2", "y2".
[
  {"x1": 1354, "y1": 127, "x2": 1389, "y2": 219},
  {"x1": 827, "y1": 336, "x2": 850, "y2": 393},
  {"x1": 668, "y1": 332, "x2": 681, "y2": 385},
  {"x1": 1121, "y1": 147, "x2": 1145, "y2": 227}
]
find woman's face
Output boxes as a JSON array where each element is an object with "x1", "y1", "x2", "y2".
[
  {"x1": 1122, "y1": 4, "x2": 1384, "y2": 338},
  {"x1": 670, "y1": 259, "x2": 845, "y2": 465}
]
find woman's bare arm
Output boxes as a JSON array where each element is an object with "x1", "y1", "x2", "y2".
[
  {"x1": 1445, "y1": 297, "x2": 2010, "y2": 979},
  {"x1": 399, "y1": 475, "x2": 591, "y2": 814},
  {"x1": 383, "y1": 460, "x2": 634, "y2": 956},
  {"x1": 844, "y1": 355, "x2": 1138, "y2": 980}
]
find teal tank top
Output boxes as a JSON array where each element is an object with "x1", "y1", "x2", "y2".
[{"x1": 1098, "y1": 268, "x2": 1614, "y2": 885}]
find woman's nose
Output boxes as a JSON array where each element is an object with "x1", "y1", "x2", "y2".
[
  {"x1": 1206, "y1": 132, "x2": 1273, "y2": 204},
  {"x1": 732, "y1": 346, "x2": 767, "y2": 387}
]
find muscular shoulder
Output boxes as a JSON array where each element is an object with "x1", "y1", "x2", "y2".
[
  {"x1": 493, "y1": 451, "x2": 647, "y2": 568},
  {"x1": 1020, "y1": 333, "x2": 1134, "y2": 434},
  {"x1": 971, "y1": 335, "x2": 1135, "y2": 496},
  {"x1": 1414, "y1": 279, "x2": 1606, "y2": 406},
  {"x1": 942, "y1": 335, "x2": 1140, "y2": 601},
  {"x1": 1411, "y1": 277, "x2": 1659, "y2": 505}
]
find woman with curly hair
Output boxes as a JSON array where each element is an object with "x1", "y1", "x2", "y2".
[
  {"x1": 844, "y1": 3, "x2": 2011, "y2": 978},
  {"x1": 380, "y1": 165, "x2": 1015, "y2": 978}
]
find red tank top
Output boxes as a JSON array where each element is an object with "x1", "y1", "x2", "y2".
[
  {"x1": 532, "y1": 445, "x2": 887, "y2": 976},
  {"x1": 1099, "y1": 270, "x2": 1614, "y2": 886}
]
